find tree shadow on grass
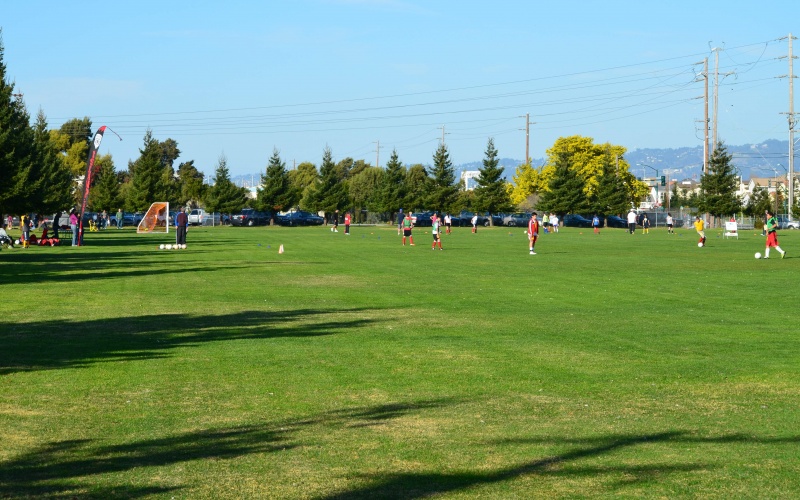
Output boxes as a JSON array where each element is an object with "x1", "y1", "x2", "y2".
[
  {"x1": 0, "y1": 398, "x2": 457, "y2": 499},
  {"x1": 318, "y1": 431, "x2": 800, "y2": 499},
  {"x1": 0, "y1": 307, "x2": 382, "y2": 375}
]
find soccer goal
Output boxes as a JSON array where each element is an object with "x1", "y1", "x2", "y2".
[{"x1": 137, "y1": 202, "x2": 170, "y2": 234}]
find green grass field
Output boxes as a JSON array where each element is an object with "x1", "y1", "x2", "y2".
[{"x1": 1, "y1": 223, "x2": 798, "y2": 498}]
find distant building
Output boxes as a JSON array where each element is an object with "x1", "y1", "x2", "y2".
[{"x1": 461, "y1": 170, "x2": 480, "y2": 191}]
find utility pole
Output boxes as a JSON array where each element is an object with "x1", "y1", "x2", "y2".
[
  {"x1": 374, "y1": 140, "x2": 383, "y2": 168},
  {"x1": 780, "y1": 33, "x2": 797, "y2": 217},
  {"x1": 712, "y1": 49, "x2": 720, "y2": 153},
  {"x1": 704, "y1": 58, "x2": 710, "y2": 173},
  {"x1": 438, "y1": 125, "x2": 447, "y2": 145},
  {"x1": 523, "y1": 113, "x2": 531, "y2": 164}
]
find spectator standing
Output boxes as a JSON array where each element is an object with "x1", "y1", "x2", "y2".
[
  {"x1": 5, "y1": 215, "x2": 11, "y2": 230},
  {"x1": 627, "y1": 209, "x2": 637, "y2": 234},
  {"x1": 550, "y1": 214, "x2": 559, "y2": 233},
  {"x1": 52, "y1": 211, "x2": 61, "y2": 240},
  {"x1": 666, "y1": 213, "x2": 674, "y2": 234},
  {"x1": 444, "y1": 213, "x2": 452, "y2": 234},
  {"x1": 542, "y1": 212, "x2": 550, "y2": 233},
  {"x1": 344, "y1": 212, "x2": 351, "y2": 235},
  {"x1": 176, "y1": 206, "x2": 188, "y2": 246},
  {"x1": 592, "y1": 214, "x2": 600, "y2": 234},
  {"x1": 69, "y1": 209, "x2": 78, "y2": 246},
  {"x1": 116, "y1": 208, "x2": 123, "y2": 229},
  {"x1": 20, "y1": 215, "x2": 30, "y2": 248},
  {"x1": 764, "y1": 210, "x2": 787, "y2": 259}
]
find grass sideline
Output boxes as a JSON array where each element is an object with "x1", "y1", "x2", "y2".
[{"x1": 1, "y1": 223, "x2": 799, "y2": 498}]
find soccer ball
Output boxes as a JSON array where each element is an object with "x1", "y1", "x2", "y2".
[
  {"x1": 181, "y1": 244, "x2": 187, "y2": 249},
  {"x1": 697, "y1": 242, "x2": 703, "y2": 247},
  {"x1": 165, "y1": 244, "x2": 172, "y2": 250},
  {"x1": 159, "y1": 244, "x2": 165, "y2": 250},
  {"x1": 755, "y1": 252, "x2": 762, "y2": 259}
]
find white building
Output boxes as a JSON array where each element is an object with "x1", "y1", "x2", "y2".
[{"x1": 461, "y1": 170, "x2": 480, "y2": 191}]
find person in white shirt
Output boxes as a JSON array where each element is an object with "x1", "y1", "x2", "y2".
[
  {"x1": 550, "y1": 214, "x2": 559, "y2": 233},
  {"x1": 627, "y1": 210, "x2": 637, "y2": 234},
  {"x1": 444, "y1": 213, "x2": 452, "y2": 234}
]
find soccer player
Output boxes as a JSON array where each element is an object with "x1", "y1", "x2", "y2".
[
  {"x1": 764, "y1": 210, "x2": 787, "y2": 259},
  {"x1": 694, "y1": 216, "x2": 706, "y2": 246},
  {"x1": 592, "y1": 214, "x2": 600, "y2": 234},
  {"x1": 330, "y1": 210, "x2": 339, "y2": 232},
  {"x1": 402, "y1": 212, "x2": 415, "y2": 246},
  {"x1": 344, "y1": 212, "x2": 351, "y2": 235},
  {"x1": 397, "y1": 209, "x2": 404, "y2": 235},
  {"x1": 528, "y1": 212, "x2": 539, "y2": 255},
  {"x1": 431, "y1": 213, "x2": 443, "y2": 250},
  {"x1": 444, "y1": 213, "x2": 452, "y2": 234},
  {"x1": 471, "y1": 213, "x2": 478, "y2": 233},
  {"x1": 666, "y1": 213, "x2": 674, "y2": 234}
]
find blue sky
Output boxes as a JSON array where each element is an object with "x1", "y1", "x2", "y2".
[{"x1": 2, "y1": 1, "x2": 797, "y2": 178}]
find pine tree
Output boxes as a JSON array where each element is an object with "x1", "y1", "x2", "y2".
[
  {"x1": 89, "y1": 155, "x2": 122, "y2": 212},
  {"x1": 32, "y1": 110, "x2": 74, "y2": 213},
  {"x1": 205, "y1": 155, "x2": 247, "y2": 214},
  {"x1": 257, "y1": 148, "x2": 295, "y2": 212},
  {"x1": 537, "y1": 151, "x2": 589, "y2": 215},
  {"x1": 593, "y1": 151, "x2": 629, "y2": 216},
  {"x1": 0, "y1": 33, "x2": 36, "y2": 216},
  {"x1": 699, "y1": 142, "x2": 742, "y2": 218},
  {"x1": 309, "y1": 147, "x2": 348, "y2": 215},
  {"x1": 127, "y1": 130, "x2": 164, "y2": 211},
  {"x1": 426, "y1": 143, "x2": 458, "y2": 213},
  {"x1": 473, "y1": 138, "x2": 512, "y2": 222},
  {"x1": 177, "y1": 160, "x2": 206, "y2": 207},
  {"x1": 377, "y1": 149, "x2": 406, "y2": 217}
]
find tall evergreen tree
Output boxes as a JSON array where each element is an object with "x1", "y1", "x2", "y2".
[
  {"x1": 257, "y1": 148, "x2": 295, "y2": 212},
  {"x1": 205, "y1": 155, "x2": 247, "y2": 214},
  {"x1": 404, "y1": 164, "x2": 429, "y2": 211},
  {"x1": 0, "y1": 33, "x2": 36, "y2": 216},
  {"x1": 699, "y1": 142, "x2": 742, "y2": 218},
  {"x1": 89, "y1": 155, "x2": 121, "y2": 212},
  {"x1": 32, "y1": 109, "x2": 74, "y2": 213},
  {"x1": 177, "y1": 160, "x2": 206, "y2": 207},
  {"x1": 426, "y1": 143, "x2": 458, "y2": 213},
  {"x1": 376, "y1": 149, "x2": 406, "y2": 216},
  {"x1": 309, "y1": 147, "x2": 348, "y2": 215},
  {"x1": 593, "y1": 151, "x2": 629, "y2": 216},
  {"x1": 537, "y1": 151, "x2": 589, "y2": 215},
  {"x1": 289, "y1": 162, "x2": 319, "y2": 210},
  {"x1": 127, "y1": 130, "x2": 164, "y2": 211},
  {"x1": 473, "y1": 138, "x2": 512, "y2": 223}
]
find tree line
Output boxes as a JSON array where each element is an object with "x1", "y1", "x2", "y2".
[{"x1": 2, "y1": 34, "x2": 758, "y2": 224}]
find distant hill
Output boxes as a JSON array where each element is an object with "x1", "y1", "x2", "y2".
[
  {"x1": 233, "y1": 140, "x2": 792, "y2": 186},
  {"x1": 454, "y1": 140, "x2": 792, "y2": 183}
]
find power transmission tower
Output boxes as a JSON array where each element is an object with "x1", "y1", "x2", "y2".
[{"x1": 779, "y1": 33, "x2": 797, "y2": 216}]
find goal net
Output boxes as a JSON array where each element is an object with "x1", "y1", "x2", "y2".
[{"x1": 137, "y1": 202, "x2": 170, "y2": 234}]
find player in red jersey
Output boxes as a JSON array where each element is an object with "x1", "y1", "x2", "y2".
[{"x1": 527, "y1": 212, "x2": 539, "y2": 255}]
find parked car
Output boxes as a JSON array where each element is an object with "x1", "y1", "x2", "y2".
[
  {"x1": 605, "y1": 215, "x2": 628, "y2": 228},
  {"x1": 277, "y1": 210, "x2": 324, "y2": 226},
  {"x1": 777, "y1": 216, "x2": 799, "y2": 230},
  {"x1": 231, "y1": 209, "x2": 273, "y2": 227},
  {"x1": 562, "y1": 214, "x2": 594, "y2": 228},
  {"x1": 411, "y1": 211, "x2": 435, "y2": 227},
  {"x1": 502, "y1": 213, "x2": 530, "y2": 227}
]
